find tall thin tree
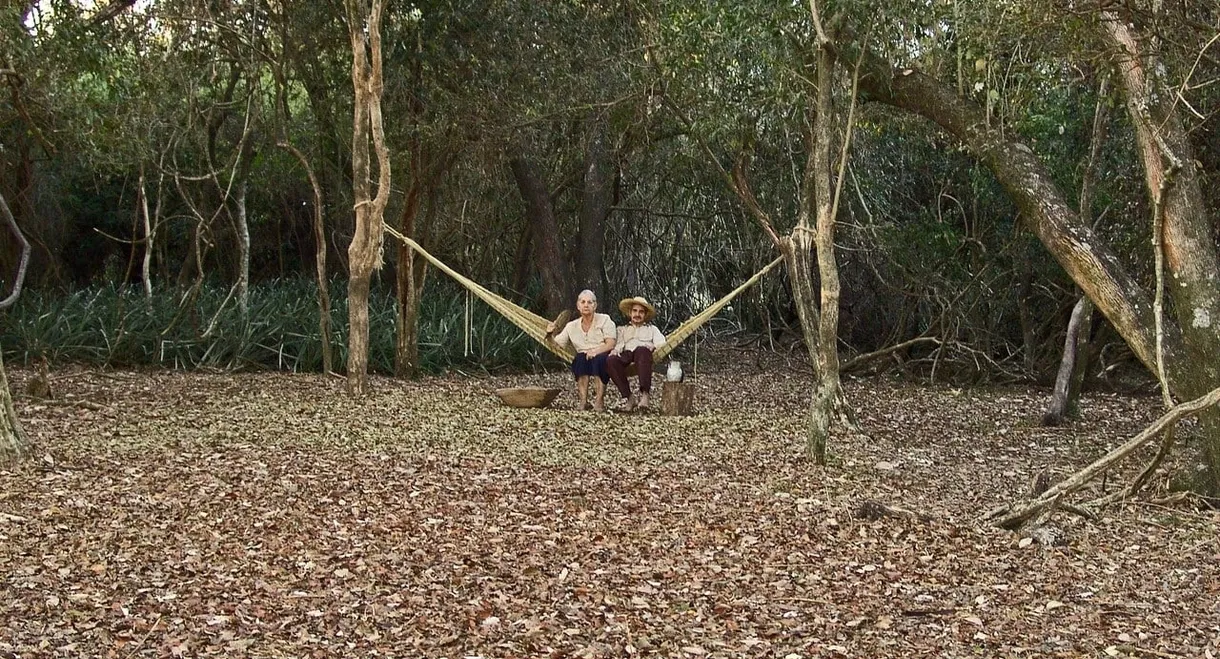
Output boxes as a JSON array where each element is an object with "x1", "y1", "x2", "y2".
[{"x1": 344, "y1": 0, "x2": 392, "y2": 395}]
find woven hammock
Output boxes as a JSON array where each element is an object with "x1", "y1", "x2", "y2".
[{"x1": 384, "y1": 224, "x2": 783, "y2": 363}]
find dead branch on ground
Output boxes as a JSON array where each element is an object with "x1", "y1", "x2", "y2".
[{"x1": 987, "y1": 384, "x2": 1220, "y2": 530}]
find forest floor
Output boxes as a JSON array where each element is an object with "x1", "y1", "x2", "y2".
[{"x1": 1, "y1": 350, "x2": 1218, "y2": 658}]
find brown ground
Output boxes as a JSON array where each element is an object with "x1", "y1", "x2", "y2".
[{"x1": 1, "y1": 359, "x2": 1217, "y2": 658}]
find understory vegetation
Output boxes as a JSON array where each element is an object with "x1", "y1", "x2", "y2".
[{"x1": 0, "y1": 279, "x2": 558, "y2": 374}]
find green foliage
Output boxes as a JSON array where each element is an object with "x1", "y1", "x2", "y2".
[{"x1": 0, "y1": 279, "x2": 562, "y2": 375}]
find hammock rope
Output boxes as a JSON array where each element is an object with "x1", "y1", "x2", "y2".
[
  {"x1": 384, "y1": 223, "x2": 782, "y2": 364},
  {"x1": 652, "y1": 256, "x2": 782, "y2": 362}
]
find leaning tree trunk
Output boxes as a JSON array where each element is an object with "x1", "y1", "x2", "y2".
[
  {"x1": 831, "y1": 21, "x2": 1220, "y2": 492},
  {"x1": 510, "y1": 154, "x2": 574, "y2": 316},
  {"x1": 1044, "y1": 74, "x2": 1109, "y2": 426},
  {"x1": 344, "y1": 0, "x2": 391, "y2": 396}
]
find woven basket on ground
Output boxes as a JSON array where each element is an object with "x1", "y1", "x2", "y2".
[{"x1": 495, "y1": 387, "x2": 561, "y2": 408}]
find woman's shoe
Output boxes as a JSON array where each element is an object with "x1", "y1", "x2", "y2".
[
  {"x1": 614, "y1": 396, "x2": 636, "y2": 413},
  {"x1": 637, "y1": 392, "x2": 650, "y2": 410}
]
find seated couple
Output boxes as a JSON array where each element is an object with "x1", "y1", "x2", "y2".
[{"x1": 545, "y1": 289, "x2": 666, "y2": 413}]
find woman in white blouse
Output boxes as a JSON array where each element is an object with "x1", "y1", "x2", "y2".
[
  {"x1": 546, "y1": 289, "x2": 616, "y2": 411},
  {"x1": 607, "y1": 296, "x2": 667, "y2": 412}
]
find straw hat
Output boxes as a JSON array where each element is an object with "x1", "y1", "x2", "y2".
[{"x1": 618, "y1": 296, "x2": 656, "y2": 321}]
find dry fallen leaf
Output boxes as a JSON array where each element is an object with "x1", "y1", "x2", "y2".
[{"x1": 0, "y1": 368, "x2": 1213, "y2": 658}]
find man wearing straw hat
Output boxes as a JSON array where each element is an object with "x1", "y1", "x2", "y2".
[{"x1": 608, "y1": 296, "x2": 667, "y2": 412}]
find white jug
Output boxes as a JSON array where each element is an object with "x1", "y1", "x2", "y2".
[{"x1": 666, "y1": 360, "x2": 684, "y2": 382}]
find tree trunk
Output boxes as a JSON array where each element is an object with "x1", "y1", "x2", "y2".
[
  {"x1": 1102, "y1": 14, "x2": 1220, "y2": 492},
  {"x1": 0, "y1": 352, "x2": 27, "y2": 464},
  {"x1": 1043, "y1": 296, "x2": 1093, "y2": 426},
  {"x1": 395, "y1": 167, "x2": 425, "y2": 378},
  {"x1": 806, "y1": 36, "x2": 849, "y2": 465},
  {"x1": 577, "y1": 120, "x2": 613, "y2": 294},
  {"x1": 510, "y1": 154, "x2": 573, "y2": 316},
  {"x1": 138, "y1": 163, "x2": 155, "y2": 299},
  {"x1": 831, "y1": 22, "x2": 1220, "y2": 492},
  {"x1": 345, "y1": 0, "x2": 391, "y2": 396},
  {"x1": 279, "y1": 141, "x2": 333, "y2": 373},
  {"x1": 234, "y1": 177, "x2": 250, "y2": 316}
]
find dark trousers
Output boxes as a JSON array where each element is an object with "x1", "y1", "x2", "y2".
[
  {"x1": 570, "y1": 352, "x2": 610, "y2": 383},
  {"x1": 607, "y1": 347, "x2": 654, "y2": 398}
]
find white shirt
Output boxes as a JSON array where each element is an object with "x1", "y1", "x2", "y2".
[
  {"x1": 553, "y1": 313, "x2": 616, "y2": 353},
  {"x1": 613, "y1": 324, "x2": 667, "y2": 354}
]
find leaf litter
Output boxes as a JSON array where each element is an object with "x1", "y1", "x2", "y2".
[{"x1": 1, "y1": 363, "x2": 1218, "y2": 657}]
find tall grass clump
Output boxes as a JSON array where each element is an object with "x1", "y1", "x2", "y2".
[{"x1": 0, "y1": 278, "x2": 562, "y2": 375}]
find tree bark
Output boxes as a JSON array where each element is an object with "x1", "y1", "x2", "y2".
[
  {"x1": 829, "y1": 37, "x2": 1172, "y2": 376},
  {"x1": 345, "y1": 0, "x2": 391, "y2": 396},
  {"x1": 0, "y1": 352, "x2": 27, "y2": 464},
  {"x1": 510, "y1": 154, "x2": 573, "y2": 316},
  {"x1": 577, "y1": 120, "x2": 614, "y2": 294},
  {"x1": 1101, "y1": 14, "x2": 1220, "y2": 492},
  {"x1": 830, "y1": 22, "x2": 1220, "y2": 492}
]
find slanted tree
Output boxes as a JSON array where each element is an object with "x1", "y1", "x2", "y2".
[
  {"x1": 828, "y1": 8, "x2": 1220, "y2": 494},
  {"x1": 1044, "y1": 75, "x2": 1111, "y2": 426}
]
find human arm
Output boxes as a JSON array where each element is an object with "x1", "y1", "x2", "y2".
[{"x1": 550, "y1": 322, "x2": 572, "y2": 348}]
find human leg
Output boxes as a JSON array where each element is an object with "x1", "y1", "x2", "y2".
[
  {"x1": 591, "y1": 353, "x2": 610, "y2": 411},
  {"x1": 607, "y1": 353, "x2": 633, "y2": 399},
  {"x1": 627, "y1": 348, "x2": 653, "y2": 409},
  {"x1": 571, "y1": 354, "x2": 592, "y2": 410},
  {"x1": 577, "y1": 376, "x2": 590, "y2": 410},
  {"x1": 633, "y1": 347, "x2": 655, "y2": 393}
]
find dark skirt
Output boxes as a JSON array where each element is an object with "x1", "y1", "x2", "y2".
[{"x1": 570, "y1": 352, "x2": 610, "y2": 383}]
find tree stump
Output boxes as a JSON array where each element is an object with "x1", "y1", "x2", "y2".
[{"x1": 661, "y1": 381, "x2": 694, "y2": 416}]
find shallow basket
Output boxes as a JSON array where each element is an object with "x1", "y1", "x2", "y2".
[{"x1": 494, "y1": 387, "x2": 561, "y2": 409}]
